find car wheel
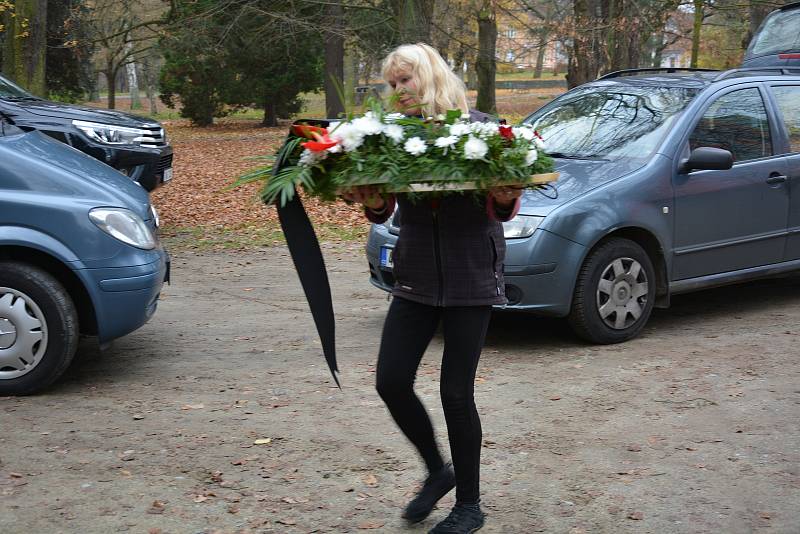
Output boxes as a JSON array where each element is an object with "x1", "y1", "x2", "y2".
[
  {"x1": 0, "y1": 261, "x2": 79, "y2": 395},
  {"x1": 568, "y1": 238, "x2": 655, "y2": 344}
]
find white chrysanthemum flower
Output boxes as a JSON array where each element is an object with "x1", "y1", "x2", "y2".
[
  {"x1": 469, "y1": 121, "x2": 499, "y2": 139},
  {"x1": 461, "y1": 113, "x2": 471, "y2": 120},
  {"x1": 404, "y1": 136, "x2": 427, "y2": 156},
  {"x1": 384, "y1": 113, "x2": 405, "y2": 123},
  {"x1": 525, "y1": 148, "x2": 538, "y2": 166},
  {"x1": 299, "y1": 149, "x2": 327, "y2": 166},
  {"x1": 434, "y1": 135, "x2": 458, "y2": 149},
  {"x1": 512, "y1": 126, "x2": 535, "y2": 141},
  {"x1": 352, "y1": 115, "x2": 383, "y2": 136},
  {"x1": 449, "y1": 122, "x2": 471, "y2": 137},
  {"x1": 463, "y1": 136, "x2": 488, "y2": 160},
  {"x1": 435, "y1": 114, "x2": 445, "y2": 121},
  {"x1": 383, "y1": 124, "x2": 405, "y2": 143},
  {"x1": 331, "y1": 123, "x2": 365, "y2": 151},
  {"x1": 326, "y1": 143, "x2": 343, "y2": 154}
]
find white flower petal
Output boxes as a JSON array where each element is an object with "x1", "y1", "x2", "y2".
[{"x1": 463, "y1": 136, "x2": 488, "y2": 160}]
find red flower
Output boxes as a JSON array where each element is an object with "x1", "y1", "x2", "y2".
[
  {"x1": 499, "y1": 125, "x2": 515, "y2": 141},
  {"x1": 302, "y1": 131, "x2": 339, "y2": 152},
  {"x1": 534, "y1": 130, "x2": 544, "y2": 141},
  {"x1": 292, "y1": 124, "x2": 328, "y2": 139}
]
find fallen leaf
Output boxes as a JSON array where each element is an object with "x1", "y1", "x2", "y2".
[
  {"x1": 146, "y1": 500, "x2": 166, "y2": 514},
  {"x1": 361, "y1": 474, "x2": 378, "y2": 487},
  {"x1": 627, "y1": 511, "x2": 644, "y2": 520},
  {"x1": 254, "y1": 438, "x2": 272, "y2": 445},
  {"x1": 549, "y1": 396, "x2": 561, "y2": 401}
]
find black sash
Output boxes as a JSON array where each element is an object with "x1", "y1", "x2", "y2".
[{"x1": 273, "y1": 121, "x2": 340, "y2": 387}]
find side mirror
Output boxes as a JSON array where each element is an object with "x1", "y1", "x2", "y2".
[{"x1": 679, "y1": 147, "x2": 734, "y2": 174}]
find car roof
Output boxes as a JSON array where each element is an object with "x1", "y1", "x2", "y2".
[{"x1": 586, "y1": 67, "x2": 800, "y2": 90}]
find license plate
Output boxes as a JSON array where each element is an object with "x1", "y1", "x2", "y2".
[
  {"x1": 380, "y1": 246, "x2": 394, "y2": 269},
  {"x1": 163, "y1": 167, "x2": 173, "y2": 182}
]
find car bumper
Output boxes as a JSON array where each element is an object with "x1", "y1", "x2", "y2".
[
  {"x1": 81, "y1": 248, "x2": 170, "y2": 342},
  {"x1": 74, "y1": 138, "x2": 173, "y2": 192},
  {"x1": 366, "y1": 224, "x2": 586, "y2": 317}
]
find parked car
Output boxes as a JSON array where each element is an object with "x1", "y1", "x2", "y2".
[
  {"x1": 743, "y1": 1, "x2": 800, "y2": 68},
  {"x1": 0, "y1": 74, "x2": 173, "y2": 192},
  {"x1": 367, "y1": 67, "x2": 800, "y2": 343},
  {"x1": 0, "y1": 116, "x2": 169, "y2": 395}
]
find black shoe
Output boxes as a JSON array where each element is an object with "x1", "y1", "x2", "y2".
[
  {"x1": 401, "y1": 463, "x2": 456, "y2": 523},
  {"x1": 428, "y1": 502, "x2": 485, "y2": 534}
]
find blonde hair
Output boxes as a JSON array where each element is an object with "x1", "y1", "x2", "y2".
[{"x1": 381, "y1": 43, "x2": 468, "y2": 116}]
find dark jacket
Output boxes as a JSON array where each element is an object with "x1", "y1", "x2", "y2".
[{"x1": 367, "y1": 193, "x2": 519, "y2": 307}]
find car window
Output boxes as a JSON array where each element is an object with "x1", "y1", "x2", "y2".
[
  {"x1": 771, "y1": 86, "x2": 800, "y2": 153},
  {"x1": 524, "y1": 85, "x2": 699, "y2": 160},
  {"x1": 689, "y1": 88, "x2": 772, "y2": 162},
  {"x1": 749, "y1": 8, "x2": 800, "y2": 57}
]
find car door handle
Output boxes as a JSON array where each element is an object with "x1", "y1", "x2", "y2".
[{"x1": 766, "y1": 174, "x2": 788, "y2": 185}]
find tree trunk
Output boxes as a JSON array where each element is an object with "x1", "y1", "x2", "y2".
[
  {"x1": 105, "y1": 62, "x2": 117, "y2": 109},
  {"x1": 476, "y1": 1, "x2": 497, "y2": 114},
  {"x1": 2, "y1": 0, "x2": 47, "y2": 96},
  {"x1": 691, "y1": 0, "x2": 703, "y2": 68},
  {"x1": 126, "y1": 62, "x2": 140, "y2": 110},
  {"x1": 263, "y1": 98, "x2": 278, "y2": 127},
  {"x1": 324, "y1": 2, "x2": 345, "y2": 119},
  {"x1": 141, "y1": 56, "x2": 158, "y2": 115},
  {"x1": 344, "y1": 46, "x2": 357, "y2": 109},
  {"x1": 567, "y1": 0, "x2": 604, "y2": 88},
  {"x1": 533, "y1": 35, "x2": 547, "y2": 79},
  {"x1": 392, "y1": 0, "x2": 434, "y2": 44}
]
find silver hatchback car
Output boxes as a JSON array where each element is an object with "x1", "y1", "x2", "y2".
[{"x1": 367, "y1": 67, "x2": 800, "y2": 344}]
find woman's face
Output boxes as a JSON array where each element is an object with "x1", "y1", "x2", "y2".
[{"x1": 386, "y1": 69, "x2": 421, "y2": 115}]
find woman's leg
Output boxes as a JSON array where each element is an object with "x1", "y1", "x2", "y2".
[
  {"x1": 439, "y1": 305, "x2": 492, "y2": 504},
  {"x1": 375, "y1": 297, "x2": 444, "y2": 473}
]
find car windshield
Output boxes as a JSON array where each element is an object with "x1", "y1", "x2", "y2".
[
  {"x1": 749, "y1": 8, "x2": 800, "y2": 56},
  {"x1": 523, "y1": 85, "x2": 700, "y2": 160},
  {"x1": 0, "y1": 75, "x2": 36, "y2": 99}
]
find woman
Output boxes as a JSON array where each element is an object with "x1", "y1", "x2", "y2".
[{"x1": 343, "y1": 43, "x2": 521, "y2": 534}]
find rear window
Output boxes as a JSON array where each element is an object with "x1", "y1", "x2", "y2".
[{"x1": 750, "y1": 8, "x2": 800, "y2": 57}]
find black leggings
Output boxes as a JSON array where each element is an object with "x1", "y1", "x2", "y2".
[{"x1": 375, "y1": 296, "x2": 492, "y2": 504}]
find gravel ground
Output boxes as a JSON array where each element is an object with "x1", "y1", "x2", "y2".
[{"x1": 1, "y1": 243, "x2": 799, "y2": 534}]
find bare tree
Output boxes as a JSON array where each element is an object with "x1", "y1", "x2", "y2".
[{"x1": 2, "y1": 0, "x2": 47, "y2": 95}]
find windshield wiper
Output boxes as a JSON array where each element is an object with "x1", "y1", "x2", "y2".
[
  {"x1": 548, "y1": 151, "x2": 609, "y2": 161},
  {"x1": 2, "y1": 95, "x2": 41, "y2": 101}
]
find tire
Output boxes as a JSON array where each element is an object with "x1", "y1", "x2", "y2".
[
  {"x1": 0, "y1": 261, "x2": 79, "y2": 395},
  {"x1": 568, "y1": 238, "x2": 656, "y2": 344}
]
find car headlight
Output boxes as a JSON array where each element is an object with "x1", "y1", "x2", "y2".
[
  {"x1": 89, "y1": 208, "x2": 156, "y2": 249},
  {"x1": 73, "y1": 120, "x2": 149, "y2": 146},
  {"x1": 503, "y1": 215, "x2": 544, "y2": 239}
]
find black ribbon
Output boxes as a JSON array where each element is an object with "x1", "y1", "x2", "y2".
[{"x1": 273, "y1": 122, "x2": 340, "y2": 387}]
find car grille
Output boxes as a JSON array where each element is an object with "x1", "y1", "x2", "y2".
[
  {"x1": 139, "y1": 125, "x2": 167, "y2": 147},
  {"x1": 156, "y1": 154, "x2": 173, "y2": 172}
]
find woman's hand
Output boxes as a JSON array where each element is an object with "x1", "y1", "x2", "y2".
[
  {"x1": 489, "y1": 186, "x2": 523, "y2": 208},
  {"x1": 340, "y1": 185, "x2": 386, "y2": 210}
]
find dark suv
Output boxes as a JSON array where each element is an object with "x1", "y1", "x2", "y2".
[{"x1": 0, "y1": 74, "x2": 173, "y2": 192}]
